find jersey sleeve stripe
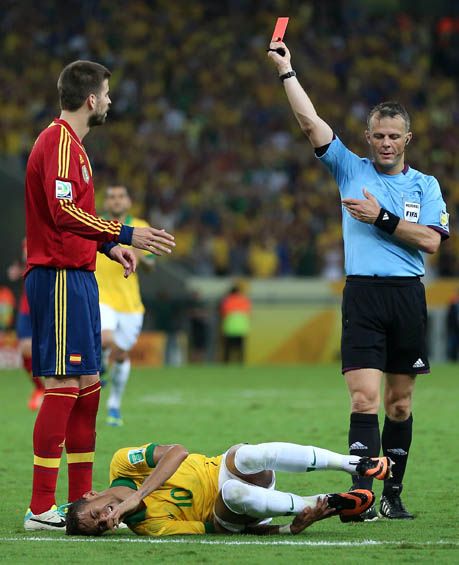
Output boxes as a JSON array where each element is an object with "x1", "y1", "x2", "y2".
[
  {"x1": 66, "y1": 203, "x2": 122, "y2": 233},
  {"x1": 59, "y1": 200, "x2": 121, "y2": 235},
  {"x1": 58, "y1": 127, "x2": 64, "y2": 177},
  {"x1": 58, "y1": 127, "x2": 71, "y2": 179},
  {"x1": 65, "y1": 202, "x2": 122, "y2": 235},
  {"x1": 64, "y1": 130, "x2": 71, "y2": 178}
]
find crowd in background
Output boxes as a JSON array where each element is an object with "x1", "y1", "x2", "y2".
[{"x1": 1, "y1": 0, "x2": 459, "y2": 277}]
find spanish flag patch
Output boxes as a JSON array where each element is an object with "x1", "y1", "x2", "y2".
[{"x1": 69, "y1": 354, "x2": 82, "y2": 365}]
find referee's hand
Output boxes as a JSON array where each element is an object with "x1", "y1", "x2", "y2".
[
  {"x1": 131, "y1": 226, "x2": 176, "y2": 256},
  {"x1": 267, "y1": 41, "x2": 292, "y2": 75}
]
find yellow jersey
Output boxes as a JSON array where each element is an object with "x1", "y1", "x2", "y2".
[
  {"x1": 96, "y1": 216, "x2": 150, "y2": 313},
  {"x1": 109, "y1": 444, "x2": 222, "y2": 536}
]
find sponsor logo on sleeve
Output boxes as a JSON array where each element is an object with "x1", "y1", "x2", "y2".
[
  {"x1": 128, "y1": 449, "x2": 145, "y2": 465},
  {"x1": 440, "y1": 210, "x2": 449, "y2": 229},
  {"x1": 404, "y1": 202, "x2": 420, "y2": 223},
  {"x1": 55, "y1": 180, "x2": 73, "y2": 200}
]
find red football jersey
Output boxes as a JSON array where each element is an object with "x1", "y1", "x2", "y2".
[{"x1": 25, "y1": 119, "x2": 123, "y2": 274}]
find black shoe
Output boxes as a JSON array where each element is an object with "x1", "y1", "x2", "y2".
[
  {"x1": 340, "y1": 503, "x2": 379, "y2": 523},
  {"x1": 380, "y1": 484, "x2": 414, "y2": 519}
]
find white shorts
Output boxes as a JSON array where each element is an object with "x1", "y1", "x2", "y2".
[
  {"x1": 99, "y1": 303, "x2": 143, "y2": 352},
  {"x1": 214, "y1": 448, "x2": 275, "y2": 533}
]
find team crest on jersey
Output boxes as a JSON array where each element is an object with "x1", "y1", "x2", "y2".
[
  {"x1": 404, "y1": 201, "x2": 420, "y2": 223},
  {"x1": 55, "y1": 179, "x2": 72, "y2": 200},
  {"x1": 440, "y1": 210, "x2": 449, "y2": 228},
  {"x1": 82, "y1": 164, "x2": 90, "y2": 183},
  {"x1": 128, "y1": 449, "x2": 145, "y2": 465}
]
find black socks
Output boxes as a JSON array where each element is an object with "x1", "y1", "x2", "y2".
[
  {"x1": 382, "y1": 414, "x2": 413, "y2": 494},
  {"x1": 349, "y1": 412, "x2": 380, "y2": 490}
]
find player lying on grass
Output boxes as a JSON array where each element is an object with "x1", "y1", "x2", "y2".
[{"x1": 66, "y1": 441, "x2": 392, "y2": 536}]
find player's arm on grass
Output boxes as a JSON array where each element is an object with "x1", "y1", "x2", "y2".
[
  {"x1": 342, "y1": 189, "x2": 442, "y2": 254},
  {"x1": 106, "y1": 444, "x2": 189, "y2": 528},
  {"x1": 239, "y1": 499, "x2": 332, "y2": 536},
  {"x1": 267, "y1": 41, "x2": 333, "y2": 148}
]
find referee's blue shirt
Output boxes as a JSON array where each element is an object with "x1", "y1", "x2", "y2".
[{"x1": 317, "y1": 137, "x2": 449, "y2": 276}]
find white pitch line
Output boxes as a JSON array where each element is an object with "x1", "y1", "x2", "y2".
[{"x1": 1, "y1": 537, "x2": 458, "y2": 547}]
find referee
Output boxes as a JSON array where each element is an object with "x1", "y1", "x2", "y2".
[{"x1": 268, "y1": 42, "x2": 449, "y2": 520}]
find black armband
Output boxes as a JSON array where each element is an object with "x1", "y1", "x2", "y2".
[{"x1": 374, "y1": 208, "x2": 400, "y2": 235}]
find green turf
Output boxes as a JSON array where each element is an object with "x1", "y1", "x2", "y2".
[{"x1": 1, "y1": 364, "x2": 458, "y2": 563}]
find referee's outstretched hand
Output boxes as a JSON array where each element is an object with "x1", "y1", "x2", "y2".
[{"x1": 131, "y1": 226, "x2": 176, "y2": 256}]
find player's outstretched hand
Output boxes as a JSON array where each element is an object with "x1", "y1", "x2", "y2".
[
  {"x1": 131, "y1": 226, "x2": 176, "y2": 256},
  {"x1": 109, "y1": 245, "x2": 137, "y2": 278},
  {"x1": 105, "y1": 493, "x2": 142, "y2": 529},
  {"x1": 289, "y1": 498, "x2": 334, "y2": 535},
  {"x1": 267, "y1": 41, "x2": 292, "y2": 74}
]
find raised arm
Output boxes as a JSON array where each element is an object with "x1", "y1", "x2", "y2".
[{"x1": 267, "y1": 41, "x2": 333, "y2": 148}]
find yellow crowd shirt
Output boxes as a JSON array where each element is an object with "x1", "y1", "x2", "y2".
[
  {"x1": 109, "y1": 444, "x2": 222, "y2": 536},
  {"x1": 96, "y1": 216, "x2": 149, "y2": 313}
]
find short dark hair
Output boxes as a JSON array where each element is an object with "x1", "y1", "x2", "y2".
[
  {"x1": 106, "y1": 185, "x2": 131, "y2": 198},
  {"x1": 66, "y1": 498, "x2": 100, "y2": 536},
  {"x1": 367, "y1": 101, "x2": 411, "y2": 131},
  {"x1": 58, "y1": 60, "x2": 111, "y2": 111}
]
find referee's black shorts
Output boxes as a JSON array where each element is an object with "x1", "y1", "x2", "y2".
[{"x1": 341, "y1": 276, "x2": 429, "y2": 375}]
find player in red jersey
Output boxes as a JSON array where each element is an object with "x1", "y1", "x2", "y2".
[
  {"x1": 7, "y1": 239, "x2": 44, "y2": 410},
  {"x1": 24, "y1": 60, "x2": 175, "y2": 531}
]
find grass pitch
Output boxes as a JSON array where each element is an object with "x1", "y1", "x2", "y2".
[{"x1": 1, "y1": 364, "x2": 458, "y2": 563}]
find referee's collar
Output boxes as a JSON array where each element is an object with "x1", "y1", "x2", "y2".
[{"x1": 372, "y1": 162, "x2": 410, "y2": 175}]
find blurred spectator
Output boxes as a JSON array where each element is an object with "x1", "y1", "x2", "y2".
[
  {"x1": 446, "y1": 289, "x2": 459, "y2": 361},
  {"x1": 187, "y1": 291, "x2": 210, "y2": 363},
  {"x1": 0, "y1": 286, "x2": 15, "y2": 330},
  {"x1": 152, "y1": 290, "x2": 186, "y2": 366},
  {"x1": 220, "y1": 282, "x2": 251, "y2": 364},
  {"x1": 1, "y1": 1, "x2": 458, "y2": 276}
]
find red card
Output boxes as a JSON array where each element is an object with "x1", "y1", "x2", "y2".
[{"x1": 271, "y1": 17, "x2": 289, "y2": 42}]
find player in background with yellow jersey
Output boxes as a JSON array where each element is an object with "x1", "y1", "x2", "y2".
[
  {"x1": 65, "y1": 440, "x2": 392, "y2": 536},
  {"x1": 95, "y1": 186, "x2": 154, "y2": 426}
]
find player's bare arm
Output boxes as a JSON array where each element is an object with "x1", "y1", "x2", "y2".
[
  {"x1": 212, "y1": 500, "x2": 329, "y2": 536},
  {"x1": 267, "y1": 41, "x2": 333, "y2": 148},
  {"x1": 343, "y1": 189, "x2": 441, "y2": 254},
  {"x1": 242, "y1": 499, "x2": 333, "y2": 536},
  {"x1": 106, "y1": 444, "x2": 188, "y2": 528},
  {"x1": 131, "y1": 226, "x2": 176, "y2": 256}
]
